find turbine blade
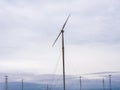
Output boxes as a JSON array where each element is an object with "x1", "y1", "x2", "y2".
[
  {"x1": 52, "y1": 31, "x2": 62, "y2": 47},
  {"x1": 61, "y1": 14, "x2": 70, "y2": 31},
  {"x1": 52, "y1": 14, "x2": 70, "y2": 47}
]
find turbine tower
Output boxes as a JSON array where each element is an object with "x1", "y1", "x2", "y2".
[{"x1": 52, "y1": 15, "x2": 70, "y2": 90}]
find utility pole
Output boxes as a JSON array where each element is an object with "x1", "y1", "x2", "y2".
[
  {"x1": 5, "y1": 76, "x2": 8, "y2": 90},
  {"x1": 103, "y1": 78, "x2": 105, "y2": 90},
  {"x1": 109, "y1": 75, "x2": 112, "y2": 90},
  {"x1": 79, "y1": 76, "x2": 82, "y2": 90},
  {"x1": 22, "y1": 79, "x2": 24, "y2": 90},
  {"x1": 47, "y1": 84, "x2": 48, "y2": 90}
]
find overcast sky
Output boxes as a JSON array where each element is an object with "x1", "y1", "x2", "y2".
[{"x1": 0, "y1": 0, "x2": 120, "y2": 75}]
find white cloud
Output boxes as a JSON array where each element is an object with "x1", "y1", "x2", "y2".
[
  {"x1": 0, "y1": 0, "x2": 120, "y2": 74},
  {"x1": 65, "y1": 43, "x2": 120, "y2": 75}
]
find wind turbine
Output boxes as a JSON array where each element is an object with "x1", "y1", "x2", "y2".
[{"x1": 52, "y1": 15, "x2": 70, "y2": 90}]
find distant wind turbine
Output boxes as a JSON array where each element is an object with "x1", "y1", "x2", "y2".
[{"x1": 52, "y1": 15, "x2": 70, "y2": 90}]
